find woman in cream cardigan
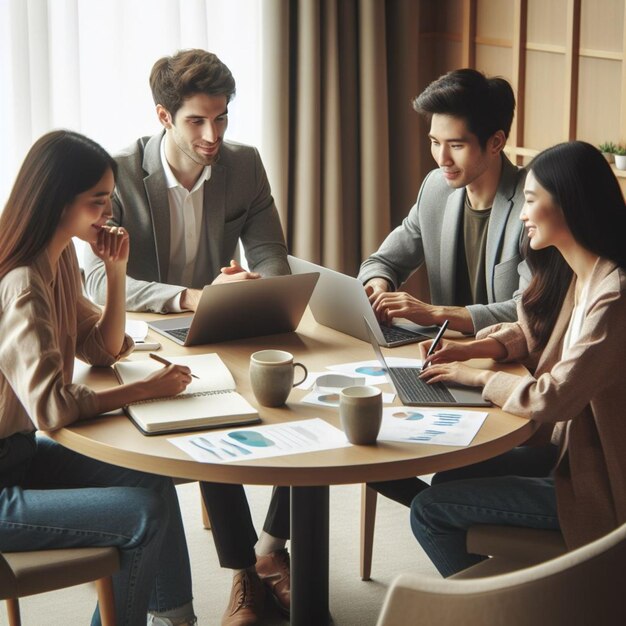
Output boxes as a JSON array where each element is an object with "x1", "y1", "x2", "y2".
[
  {"x1": 0, "y1": 131, "x2": 197, "y2": 625},
  {"x1": 412, "y1": 140, "x2": 626, "y2": 577}
]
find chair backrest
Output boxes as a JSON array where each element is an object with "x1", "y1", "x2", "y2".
[{"x1": 377, "y1": 521, "x2": 626, "y2": 626}]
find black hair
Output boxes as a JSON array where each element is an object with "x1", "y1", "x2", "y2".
[
  {"x1": 522, "y1": 140, "x2": 626, "y2": 347},
  {"x1": 413, "y1": 68, "x2": 515, "y2": 149}
]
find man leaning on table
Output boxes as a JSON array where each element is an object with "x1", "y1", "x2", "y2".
[
  {"x1": 359, "y1": 69, "x2": 556, "y2": 508},
  {"x1": 84, "y1": 49, "x2": 291, "y2": 626},
  {"x1": 359, "y1": 68, "x2": 529, "y2": 336}
]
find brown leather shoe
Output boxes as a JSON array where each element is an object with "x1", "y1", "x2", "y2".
[
  {"x1": 221, "y1": 569, "x2": 265, "y2": 626},
  {"x1": 255, "y1": 549, "x2": 290, "y2": 616}
]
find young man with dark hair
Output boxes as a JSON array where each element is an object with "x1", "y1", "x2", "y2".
[
  {"x1": 359, "y1": 68, "x2": 528, "y2": 335},
  {"x1": 83, "y1": 49, "x2": 291, "y2": 626},
  {"x1": 360, "y1": 69, "x2": 550, "y2": 510}
]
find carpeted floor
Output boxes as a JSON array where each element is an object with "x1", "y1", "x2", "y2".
[{"x1": 2, "y1": 481, "x2": 439, "y2": 625}]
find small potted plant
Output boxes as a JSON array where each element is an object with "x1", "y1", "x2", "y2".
[
  {"x1": 598, "y1": 142, "x2": 617, "y2": 163},
  {"x1": 614, "y1": 146, "x2": 626, "y2": 170}
]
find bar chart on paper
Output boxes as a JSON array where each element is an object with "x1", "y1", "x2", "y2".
[{"x1": 378, "y1": 407, "x2": 488, "y2": 446}]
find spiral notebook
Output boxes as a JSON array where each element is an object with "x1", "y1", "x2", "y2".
[{"x1": 114, "y1": 353, "x2": 260, "y2": 435}]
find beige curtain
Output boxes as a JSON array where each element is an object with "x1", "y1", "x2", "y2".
[{"x1": 261, "y1": 0, "x2": 425, "y2": 276}]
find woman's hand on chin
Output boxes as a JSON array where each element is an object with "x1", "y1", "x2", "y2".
[{"x1": 92, "y1": 224, "x2": 129, "y2": 268}]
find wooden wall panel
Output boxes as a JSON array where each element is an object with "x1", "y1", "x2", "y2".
[
  {"x1": 477, "y1": 0, "x2": 513, "y2": 39},
  {"x1": 527, "y1": 0, "x2": 567, "y2": 46},
  {"x1": 475, "y1": 45, "x2": 513, "y2": 80},
  {"x1": 525, "y1": 51, "x2": 567, "y2": 149},
  {"x1": 419, "y1": 0, "x2": 626, "y2": 195},
  {"x1": 577, "y1": 57, "x2": 623, "y2": 144},
  {"x1": 580, "y1": 0, "x2": 623, "y2": 52}
]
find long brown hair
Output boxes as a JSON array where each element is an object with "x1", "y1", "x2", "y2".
[
  {"x1": 522, "y1": 141, "x2": 626, "y2": 348},
  {"x1": 0, "y1": 130, "x2": 117, "y2": 279}
]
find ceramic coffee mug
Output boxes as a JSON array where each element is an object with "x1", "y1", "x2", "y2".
[
  {"x1": 339, "y1": 385, "x2": 383, "y2": 445},
  {"x1": 249, "y1": 350, "x2": 308, "y2": 407}
]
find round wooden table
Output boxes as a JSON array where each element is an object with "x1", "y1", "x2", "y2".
[{"x1": 51, "y1": 312, "x2": 534, "y2": 625}]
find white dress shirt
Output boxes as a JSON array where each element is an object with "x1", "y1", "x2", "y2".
[{"x1": 160, "y1": 137, "x2": 211, "y2": 310}]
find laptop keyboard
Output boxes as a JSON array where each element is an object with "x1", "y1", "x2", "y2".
[
  {"x1": 390, "y1": 367, "x2": 456, "y2": 404},
  {"x1": 380, "y1": 324, "x2": 425, "y2": 343},
  {"x1": 164, "y1": 327, "x2": 190, "y2": 342}
]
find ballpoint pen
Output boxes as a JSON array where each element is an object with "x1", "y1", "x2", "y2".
[
  {"x1": 149, "y1": 352, "x2": 199, "y2": 379},
  {"x1": 423, "y1": 319, "x2": 449, "y2": 368}
]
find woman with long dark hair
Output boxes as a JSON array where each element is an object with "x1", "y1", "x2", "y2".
[
  {"x1": 412, "y1": 140, "x2": 626, "y2": 577},
  {"x1": 0, "y1": 130, "x2": 197, "y2": 625}
]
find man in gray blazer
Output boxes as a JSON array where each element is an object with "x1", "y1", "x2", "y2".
[
  {"x1": 84, "y1": 66, "x2": 289, "y2": 315},
  {"x1": 361, "y1": 70, "x2": 549, "y2": 509},
  {"x1": 359, "y1": 68, "x2": 528, "y2": 335},
  {"x1": 84, "y1": 50, "x2": 290, "y2": 626}
]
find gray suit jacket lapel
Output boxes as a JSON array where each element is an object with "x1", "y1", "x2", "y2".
[
  {"x1": 485, "y1": 155, "x2": 519, "y2": 301},
  {"x1": 438, "y1": 189, "x2": 464, "y2": 303},
  {"x1": 142, "y1": 134, "x2": 171, "y2": 282}
]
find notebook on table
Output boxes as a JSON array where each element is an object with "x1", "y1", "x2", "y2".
[
  {"x1": 364, "y1": 319, "x2": 491, "y2": 407},
  {"x1": 149, "y1": 272, "x2": 319, "y2": 346},
  {"x1": 114, "y1": 353, "x2": 261, "y2": 435},
  {"x1": 288, "y1": 255, "x2": 437, "y2": 347}
]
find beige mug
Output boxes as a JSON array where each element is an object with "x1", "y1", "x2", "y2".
[
  {"x1": 339, "y1": 386, "x2": 383, "y2": 445},
  {"x1": 249, "y1": 350, "x2": 308, "y2": 407}
]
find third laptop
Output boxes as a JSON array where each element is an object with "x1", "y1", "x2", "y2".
[{"x1": 364, "y1": 318, "x2": 490, "y2": 407}]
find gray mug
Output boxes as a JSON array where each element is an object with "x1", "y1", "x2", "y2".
[
  {"x1": 249, "y1": 350, "x2": 308, "y2": 407},
  {"x1": 339, "y1": 386, "x2": 383, "y2": 445}
]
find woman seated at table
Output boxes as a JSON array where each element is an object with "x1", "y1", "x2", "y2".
[
  {"x1": 412, "y1": 140, "x2": 626, "y2": 577},
  {"x1": 0, "y1": 130, "x2": 197, "y2": 625}
]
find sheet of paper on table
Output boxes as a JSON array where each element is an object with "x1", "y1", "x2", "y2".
[
  {"x1": 168, "y1": 418, "x2": 351, "y2": 463},
  {"x1": 378, "y1": 407, "x2": 488, "y2": 447}
]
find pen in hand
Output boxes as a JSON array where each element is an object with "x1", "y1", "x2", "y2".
[
  {"x1": 149, "y1": 353, "x2": 199, "y2": 379},
  {"x1": 423, "y1": 319, "x2": 449, "y2": 369}
]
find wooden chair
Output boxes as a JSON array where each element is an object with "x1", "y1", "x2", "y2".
[
  {"x1": 0, "y1": 547, "x2": 119, "y2": 626},
  {"x1": 376, "y1": 522, "x2": 626, "y2": 625},
  {"x1": 358, "y1": 487, "x2": 565, "y2": 580}
]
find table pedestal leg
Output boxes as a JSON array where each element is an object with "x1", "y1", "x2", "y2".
[{"x1": 290, "y1": 485, "x2": 330, "y2": 626}]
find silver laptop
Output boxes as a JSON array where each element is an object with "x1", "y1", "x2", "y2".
[
  {"x1": 149, "y1": 273, "x2": 319, "y2": 346},
  {"x1": 364, "y1": 319, "x2": 490, "y2": 407},
  {"x1": 288, "y1": 255, "x2": 437, "y2": 347}
]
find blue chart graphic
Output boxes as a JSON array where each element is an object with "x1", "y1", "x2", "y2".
[
  {"x1": 355, "y1": 366, "x2": 386, "y2": 376},
  {"x1": 392, "y1": 411, "x2": 424, "y2": 421},
  {"x1": 409, "y1": 428, "x2": 446, "y2": 442},
  {"x1": 317, "y1": 393, "x2": 340, "y2": 405},
  {"x1": 229, "y1": 431, "x2": 275, "y2": 447},
  {"x1": 433, "y1": 412, "x2": 462, "y2": 426}
]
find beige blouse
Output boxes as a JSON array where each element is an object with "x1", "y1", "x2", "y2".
[
  {"x1": 476, "y1": 258, "x2": 626, "y2": 549},
  {"x1": 0, "y1": 244, "x2": 132, "y2": 438}
]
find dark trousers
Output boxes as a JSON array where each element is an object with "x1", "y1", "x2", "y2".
[
  {"x1": 200, "y1": 482, "x2": 290, "y2": 569},
  {"x1": 369, "y1": 444, "x2": 560, "y2": 507}
]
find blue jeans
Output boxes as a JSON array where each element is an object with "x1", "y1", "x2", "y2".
[
  {"x1": 410, "y1": 474, "x2": 560, "y2": 577},
  {"x1": 0, "y1": 434, "x2": 193, "y2": 626},
  {"x1": 371, "y1": 443, "x2": 559, "y2": 507}
]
